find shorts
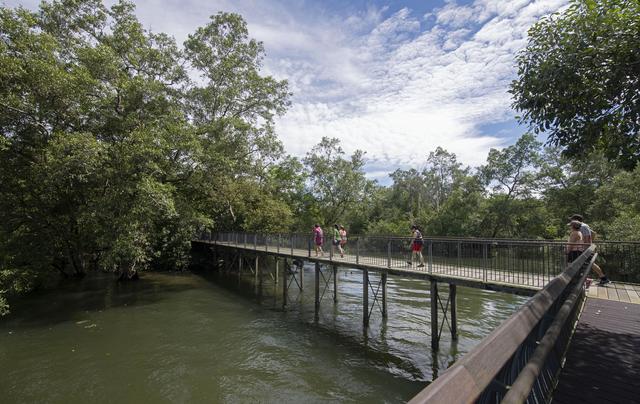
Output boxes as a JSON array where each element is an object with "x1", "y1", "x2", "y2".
[
  {"x1": 315, "y1": 238, "x2": 323, "y2": 246},
  {"x1": 332, "y1": 239, "x2": 340, "y2": 246},
  {"x1": 567, "y1": 250, "x2": 581, "y2": 263},
  {"x1": 412, "y1": 242, "x2": 423, "y2": 252}
]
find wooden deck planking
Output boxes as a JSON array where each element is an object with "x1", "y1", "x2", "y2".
[
  {"x1": 552, "y1": 299, "x2": 640, "y2": 404},
  {"x1": 624, "y1": 284, "x2": 640, "y2": 304}
]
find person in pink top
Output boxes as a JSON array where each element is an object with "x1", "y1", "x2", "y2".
[{"x1": 313, "y1": 224, "x2": 324, "y2": 257}]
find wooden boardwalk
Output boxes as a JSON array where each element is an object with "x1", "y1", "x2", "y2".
[
  {"x1": 205, "y1": 241, "x2": 550, "y2": 295},
  {"x1": 552, "y1": 298, "x2": 640, "y2": 404},
  {"x1": 205, "y1": 241, "x2": 640, "y2": 302},
  {"x1": 586, "y1": 281, "x2": 640, "y2": 304}
]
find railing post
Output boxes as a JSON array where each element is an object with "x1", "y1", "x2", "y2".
[
  {"x1": 244, "y1": 233, "x2": 247, "y2": 248},
  {"x1": 483, "y1": 242, "x2": 488, "y2": 283},
  {"x1": 387, "y1": 239, "x2": 392, "y2": 268},
  {"x1": 330, "y1": 239, "x2": 333, "y2": 261},
  {"x1": 356, "y1": 237, "x2": 360, "y2": 265},
  {"x1": 254, "y1": 234, "x2": 257, "y2": 250},
  {"x1": 308, "y1": 236, "x2": 312, "y2": 257},
  {"x1": 291, "y1": 234, "x2": 294, "y2": 256},
  {"x1": 277, "y1": 234, "x2": 281, "y2": 254}
]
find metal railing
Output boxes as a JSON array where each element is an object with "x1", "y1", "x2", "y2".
[
  {"x1": 408, "y1": 246, "x2": 596, "y2": 404},
  {"x1": 195, "y1": 232, "x2": 640, "y2": 284},
  {"x1": 195, "y1": 232, "x2": 594, "y2": 288}
]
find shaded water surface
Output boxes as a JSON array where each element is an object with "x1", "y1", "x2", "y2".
[{"x1": 0, "y1": 263, "x2": 527, "y2": 403}]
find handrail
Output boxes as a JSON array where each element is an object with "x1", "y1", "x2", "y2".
[
  {"x1": 408, "y1": 245, "x2": 596, "y2": 404},
  {"x1": 502, "y1": 253, "x2": 595, "y2": 403},
  {"x1": 196, "y1": 231, "x2": 578, "y2": 289}
]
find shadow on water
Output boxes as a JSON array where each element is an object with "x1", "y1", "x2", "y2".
[{"x1": 0, "y1": 271, "x2": 198, "y2": 329}]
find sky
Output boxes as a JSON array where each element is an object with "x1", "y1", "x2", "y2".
[{"x1": 5, "y1": 0, "x2": 570, "y2": 183}]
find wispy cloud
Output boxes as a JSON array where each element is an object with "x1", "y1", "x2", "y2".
[{"x1": 6, "y1": 0, "x2": 569, "y2": 178}]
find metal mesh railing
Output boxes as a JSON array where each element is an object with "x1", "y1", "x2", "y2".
[
  {"x1": 195, "y1": 232, "x2": 595, "y2": 288},
  {"x1": 199, "y1": 232, "x2": 640, "y2": 284}
]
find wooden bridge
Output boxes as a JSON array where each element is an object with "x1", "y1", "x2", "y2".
[{"x1": 193, "y1": 232, "x2": 640, "y2": 403}]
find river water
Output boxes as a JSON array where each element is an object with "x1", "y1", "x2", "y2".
[{"x1": 0, "y1": 262, "x2": 527, "y2": 403}]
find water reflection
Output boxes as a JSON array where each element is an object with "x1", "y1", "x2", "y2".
[{"x1": 0, "y1": 263, "x2": 528, "y2": 403}]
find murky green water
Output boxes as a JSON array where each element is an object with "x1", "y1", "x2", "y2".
[{"x1": 0, "y1": 262, "x2": 528, "y2": 403}]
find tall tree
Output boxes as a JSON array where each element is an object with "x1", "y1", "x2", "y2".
[
  {"x1": 480, "y1": 134, "x2": 543, "y2": 238},
  {"x1": 303, "y1": 137, "x2": 374, "y2": 227},
  {"x1": 511, "y1": 0, "x2": 640, "y2": 170}
]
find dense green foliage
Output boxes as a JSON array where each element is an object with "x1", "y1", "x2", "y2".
[
  {"x1": 0, "y1": 0, "x2": 293, "y2": 311},
  {"x1": 1, "y1": 0, "x2": 639, "y2": 314},
  {"x1": 511, "y1": 0, "x2": 640, "y2": 170}
]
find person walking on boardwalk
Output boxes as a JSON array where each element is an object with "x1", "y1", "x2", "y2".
[
  {"x1": 313, "y1": 224, "x2": 324, "y2": 257},
  {"x1": 569, "y1": 214, "x2": 610, "y2": 285},
  {"x1": 566, "y1": 221, "x2": 583, "y2": 263},
  {"x1": 332, "y1": 224, "x2": 344, "y2": 258},
  {"x1": 339, "y1": 225, "x2": 347, "y2": 258},
  {"x1": 408, "y1": 225, "x2": 425, "y2": 267}
]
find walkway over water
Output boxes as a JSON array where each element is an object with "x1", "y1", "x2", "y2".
[
  {"x1": 552, "y1": 298, "x2": 640, "y2": 404},
  {"x1": 197, "y1": 233, "x2": 574, "y2": 295}
]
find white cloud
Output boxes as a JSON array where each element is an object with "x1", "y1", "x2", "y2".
[{"x1": 5, "y1": 0, "x2": 570, "y2": 178}]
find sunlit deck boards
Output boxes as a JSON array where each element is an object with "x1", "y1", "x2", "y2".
[
  {"x1": 552, "y1": 299, "x2": 640, "y2": 404},
  {"x1": 586, "y1": 282, "x2": 640, "y2": 304}
]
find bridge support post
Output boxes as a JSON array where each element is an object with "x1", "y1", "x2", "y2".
[
  {"x1": 274, "y1": 257, "x2": 279, "y2": 285},
  {"x1": 282, "y1": 259, "x2": 288, "y2": 309},
  {"x1": 431, "y1": 280, "x2": 439, "y2": 350},
  {"x1": 254, "y1": 255, "x2": 259, "y2": 286},
  {"x1": 257, "y1": 255, "x2": 262, "y2": 294},
  {"x1": 363, "y1": 269, "x2": 369, "y2": 327},
  {"x1": 315, "y1": 262, "x2": 320, "y2": 321},
  {"x1": 450, "y1": 283, "x2": 458, "y2": 340},
  {"x1": 382, "y1": 272, "x2": 388, "y2": 318},
  {"x1": 299, "y1": 261, "x2": 304, "y2": 290},
  {"x1": 333, "y1": 265, "x2": 338, "y2": 303}
]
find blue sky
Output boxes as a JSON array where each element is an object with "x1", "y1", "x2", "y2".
[{"x1": 6, "y1": 0, "x2": 569, "y2": 182}]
